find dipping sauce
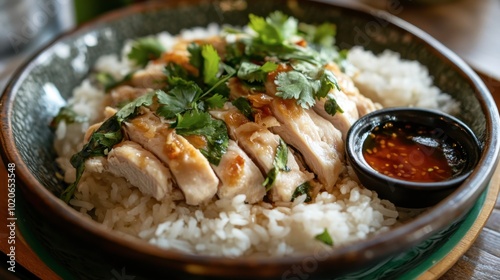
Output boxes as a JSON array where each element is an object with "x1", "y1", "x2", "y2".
[{"x1": 362, "y1": 121, "x2": 466, "y2": 183}]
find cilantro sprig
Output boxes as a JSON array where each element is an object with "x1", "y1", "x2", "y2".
[
  {"x1": 274, "y1": 69, "x2": 339, "y2": 109},
  {"x1": 263, "y1": 139, "x2": 290, "y2": 191},
  {"x1": 232, "y1": 97, "x2": 254, "y2": 121},
  {"x1": 237, "y1": 61, "x2": 278, "y2": 83},
  {"x1": 128, "y1": 37, "x2": 165, "y2": 67},
  {"x1": 225, "y1": 12, "x2": 343, "y2": 113},
  {"x1": 291, "y1": 182, "x2": 312, "y2": 202},
  {"x1": 172, "y1": 111, "x2": 229, "y2": 165}
]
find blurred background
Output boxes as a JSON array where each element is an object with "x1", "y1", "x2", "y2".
[{"x1": 1, "y1": 0, "x2": 499, "y2": 91}]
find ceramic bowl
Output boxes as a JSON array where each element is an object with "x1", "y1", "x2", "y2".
[
  {"x1": 346, "y1": 107, "x2": 482, "y2": 208},
  {"x1": 1, "y1": 0, "x2": 499, "y2": 279}
]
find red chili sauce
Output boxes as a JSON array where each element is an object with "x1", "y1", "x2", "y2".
[{"x1": 362, "y1": 121, "x2": 465, "y2": 183}]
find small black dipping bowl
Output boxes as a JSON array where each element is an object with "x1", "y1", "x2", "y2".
[{"x1": 346, "y1": 107, "x2": 481, "y2": 208}]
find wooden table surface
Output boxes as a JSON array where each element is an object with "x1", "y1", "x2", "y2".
[{"x1": 1, "y1": 0, "x2": 500, "y2": 279}]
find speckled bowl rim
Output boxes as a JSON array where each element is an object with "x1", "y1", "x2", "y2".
[{"x1": 1, "y1": 0, "x2": 499, "y2": 277}]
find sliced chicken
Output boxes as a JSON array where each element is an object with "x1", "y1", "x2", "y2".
[
  {"x1": 109, "y1": 86, "x2": 151, "y2": 107},
  {"x1": 85, "y1": 141, "x2": 173, "y2": 201},
  {"x1": 268, "y1": 98, "x2": 343, "y2": 191},
  {"x1": 306, "y1": 109, "x2": 344, "y2": 157},
  {"x1": 325, "y1": 63, "x2": 381, "y2": 116},
  {"x1": 211, "y1": 140, "x2": 266, "y2": 203},
  {"x1": 130, "y1": 63, "x2": 166, "y2": 89},
  {"x1": 124, "y1": 109, "x2": 219, "y2": 205},
  {"x1": 211, "y1": 107, "x2": 313, "y2": 202},
  {"x1": 313, "y1": 90, "x2": 358, "y2": 140}
]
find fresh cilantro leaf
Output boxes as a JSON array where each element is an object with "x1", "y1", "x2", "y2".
[
  {"x1": 249, "y1": 11, "x2": 298, "y2": 45},
  {"x1": 116, "y1": 92, "x2": 155, "y2": 121},
  {"x1": 316, "y1": 69, "x2": 340, "y2": 98},
  {"x1": 188, "y1": 43, "x2": 203, "y2": 69},
  {"x1": 128, "y1": 37, "x2": 165, "y2": 67},
  {"x1": 249, "y1": 14, "x2": 283, "y2": 45},
  {"x1": 299, "y1": 22, "x2": 336, "y2": 48},
  {"x1": 263, "y1": 139, "x2": 290, "y2": 191},
  {"x1": 261, "y1": 61, "x2": 279, "y2": 72},
  {"x1": 200, "y1": 118, "x2": 229, "y2": 165},
  {"x1": 199, "y1": 67, "x2": 236, "y2": 99},
  {"x1": 155, "y1": 83, "x2": 203, "y2": 119},
  {"x1": 173, "y1": 111, "x2": 229, "y2": 165},
  {"x1": 173, "y1": 110, "x2": 209, "y2": 130},
  {"x1": 232, "y1": 97, "x2": 254, "y2": 121},
  {"x1": 263, "y1": 167, "x2": 278, "y2": 191},
  {"x1": 202, "y1": 44, "x2": 221, "y2": 85},
  {"x1": 324, "y1": 96, "x2": 344, "y2": 116},
  {"x1": 49, "y1": 106, "x2": 87, "y2": 130},
  {"x1": 275, "y1": 68, "x2": 340, "y2": 109},
  {"x1": 275, "y1": 71, "x2": 316, "y2": 109},
  {"x1": 267, "y1": 11, "x2": 298, "y2": 41},
  {"x1": 274, "y1": 138, "x2": 290, "y2": 172},
  {"x1": 291, "y1": 182, "x2": 312, "y2": 202},
  {"x1": 224, "y1": 41, "x2": 245, "y2": 67},
  {"x1": 315, "y1": 228, "x2": 334, "y2": 246},
  {"x1": 237, "y1": 61, "x2": 278, "y2": 83},
  {"x1": 205, "y1": 94, "x2": 227, "y2": 109}
]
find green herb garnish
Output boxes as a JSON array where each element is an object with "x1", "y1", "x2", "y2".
[
  {"x1": 237, "y1": 61, "x2": 278, "y2": 83},
  {"x1": 128, "y1": 37, "x2": 165, "y2": 67},
  {"x1": 315, "y1": 228, "x2": 333, "y2": 246},
  {"x1": 232, "y1": 97, "x2": 254, "y2": 121},
  {"x1": 291, "y1": 182, "x2": 311, "y2": 202},
  {"x1": 263, "y1": 139, "x2": 290, "y2": 191},
  {"x1": 324, "y1": 95, "x2": 344, "y2": 116},
  {"x1": 172, "y1": 111, "x2": 229, "y2": 165}
]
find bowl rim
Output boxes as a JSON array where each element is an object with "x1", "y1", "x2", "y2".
[
  {"x1": 1, "y1": 0, "x2": 499, "y2": 276},
  {"x1": 346, "y1": 107, "x2": 482, "y2": 190}
]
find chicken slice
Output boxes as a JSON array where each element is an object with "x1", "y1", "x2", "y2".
[
  {"x1": 268, "y1": 98, "x2": 343, "y2": 191},
  {"x1": 313, "y1": 90, "x2": 359, "y2": 140},
  {"x1": 306, "y1": 109, "x2": 344, "y2": 158},
  {"x1": 211, "y1": 107, "x2": 313, "y2": 202},
  {"x1": 124, "y1": 109, "x2": 219, "y2": 205},
  {"x1": 85, "y1": 141, "x2": 173, "y2": 201},
  {"x1": 211, "y1": 140, "x2": 266, "y2": 203},
  {"x1": 130, "y1": 63, "x2": 166, "y2": 89}
]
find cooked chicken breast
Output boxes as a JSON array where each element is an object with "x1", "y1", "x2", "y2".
[
  {"x1": 212, "y1": 107, "x2": 313, "y2": 202},
  {"x1": 268, "y1": 98, "x2": 343, "y2": 191},
  {"x1": 305, "y1": 109, "x2": 344, "y2": 157},
  {"x1": 124, "y1": 109, "x2": 219, "y2": 205},
  {"x1": 85, "y1": 141, "x2": 173, "y2": 201},
  {"x1": 211, "y1": 140, "x2": 266, "y2": 203}
]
